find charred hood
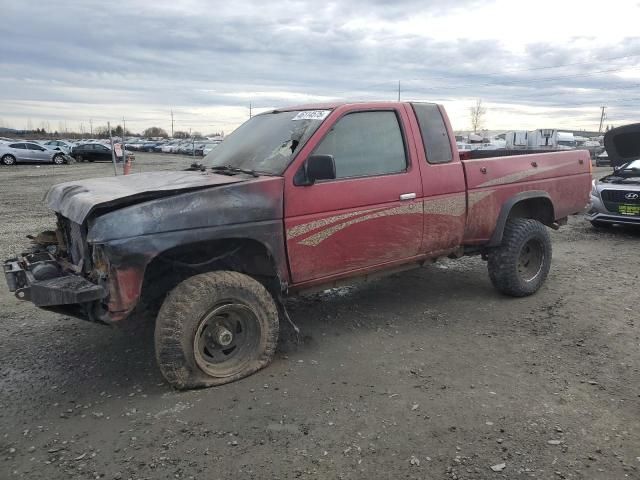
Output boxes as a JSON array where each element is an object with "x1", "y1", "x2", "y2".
[
  {"x1": 604, "y1": 122, "x2": 640, "y2": 168},
  {"x1": 45, "y1": 171, "x2": 246, "y2": 224}
]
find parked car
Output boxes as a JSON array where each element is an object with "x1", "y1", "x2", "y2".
[
  {"x1": 153, "y1": 141, "x2": 168, "y2": 152},
  {"x1": 0, "y1": 142, "x2": 70, "y2": 165},
  {"x1": 71, "y1": 143, "x2": 124, "y2": 162},
  {"x1": 195, "y1": 142, "x2": 216, "y2": 156},
  {"x1": 43, "y1": 140, "x2": 74, "y2": 154},
  {"x1": 141, "y1": 141, "x2": 160, "y2": 152},
  {"x1": 4, "y1": 101, "x2": 591, "y2": 389},
  {"x1": 125, "y1": 139, "x2": 145, "y2": 151},
  {"x1": 202, "y1": 142, "x2": 220, "y2": 156},
  {"x1": 586, "y1": 122, "x2": 640, "y2": 228},
  {"x1": 595, "y1": 151, "x2": 610, "y2": 167},
  {"x1": 160, "y1": 140, "x2": 180, "y2": 153}
]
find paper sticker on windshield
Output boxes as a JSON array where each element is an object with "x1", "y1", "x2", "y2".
[{"x1": 292, "y1": 110, "x2": 330, "y2": 121}]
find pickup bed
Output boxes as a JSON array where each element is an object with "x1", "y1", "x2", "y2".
[{"x1": 4, "y1": 102, "x2": 591, "y2": 389}]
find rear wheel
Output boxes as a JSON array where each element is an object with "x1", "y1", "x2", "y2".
[
  {"x1": 155, "y1": 271, "x2": 279, "y2": 389},
  {"x1": 488, "y1": 218, "x2": 552, "y2": 297},
  {"x1": 2, "y1": 154, "x2": 16, "y2": 166}
]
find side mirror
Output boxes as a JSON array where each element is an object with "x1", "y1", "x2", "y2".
[{"x1": 304, "y1": 154, "x2": 336, "y2": 185}]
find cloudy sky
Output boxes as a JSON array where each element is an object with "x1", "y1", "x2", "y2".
[{"x1": 1, "y1": 0, "x2": 640, "y2": 135}]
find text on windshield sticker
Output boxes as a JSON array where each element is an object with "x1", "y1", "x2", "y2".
[{"x1": 292, "y1": 110, "x2": 331, "y2": 121}]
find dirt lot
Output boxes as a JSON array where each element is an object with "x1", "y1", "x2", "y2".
[{"x1": 0, "y1": 155, "x2": 638, "y2": 479}]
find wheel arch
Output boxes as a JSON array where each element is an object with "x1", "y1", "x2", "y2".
[
  {"x1": 138, "y1": 236, "x2": 284, "y2": 315},
  {"x1": 488, "y1": 191, "x2": 555, "y2": 247}
]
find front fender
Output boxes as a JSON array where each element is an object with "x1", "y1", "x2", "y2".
[{"x1": 97, "y1": 220, "x2": 287, "y2": 322}]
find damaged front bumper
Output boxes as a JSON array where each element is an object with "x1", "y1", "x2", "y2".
[{"x1": 4, "y1": 251, "x2": 107, "y2": 309}]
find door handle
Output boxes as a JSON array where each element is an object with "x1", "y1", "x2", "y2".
[{"x1": 399, "y1": 193, "x2": 416, "y2": 201}]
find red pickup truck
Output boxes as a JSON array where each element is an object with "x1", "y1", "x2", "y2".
[{"x1": 4, "y1": 102, "x2": 591, "y2": 389}]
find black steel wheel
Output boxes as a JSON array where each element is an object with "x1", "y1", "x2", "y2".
[
  {"x1": 488, "y1": 218, "x2": 552, "y2": 297},
  {"x1": 155, "y1": 271, "x2": 279, "y2": 389},
  {"x1": 517, "y1": 238, "x2": 545, "y2": 283},
  {"x1": 193, "y1": 303, "x2": 262, "y2": 378}
]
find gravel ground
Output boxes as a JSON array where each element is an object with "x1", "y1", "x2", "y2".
[{"x1": 0, "y1": 156, "x2": 638, "y2": 479}]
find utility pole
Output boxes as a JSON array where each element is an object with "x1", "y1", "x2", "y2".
[
  {"x1": 89, "y1": 119, "x2": 93, "y2": 137},
  {"x1": 398, "y1": 80, "x2": 401, "y2": 101},
  {"x1": 249, "y1": 102, "x2": 252, "y2": 118},
  {"x1": 122, "y1": 117, "x2": 127, "y2": 174},
  {"x1": 170, "y1": 110, "x2": 175, "y2": 138},
  {"x1": 598, "y1": 106, "x2": 607, "y2": 133},
  {"x1": 107, "y1": 121, "x2": 118, "y2": 176}
]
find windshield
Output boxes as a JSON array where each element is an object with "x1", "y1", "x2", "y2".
[
  {"x1": 203, "y1": 109, "x2": 330, "y2": 174},
  {"x1": 620, "y1": 159, "x2": 640, "y2": 171}
]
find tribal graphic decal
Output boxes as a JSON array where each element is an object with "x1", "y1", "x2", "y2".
[
  {"x1": 299, "y1": 203, "x2": 421, "y2": 247},
  {"x1": 288, "y1": 190, "x2": 495, "y2": 247}
]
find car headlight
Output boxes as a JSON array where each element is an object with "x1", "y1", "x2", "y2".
[{"x1": 591, "y1": 180, "x2": 598, "y2": 196}]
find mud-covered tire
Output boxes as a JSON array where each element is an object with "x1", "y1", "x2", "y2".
[
  {"x1": 2, "y1": 154, "x2": 16, "y2": 166},
  {"x1": 488, "y1": 218, "x2": 552, "y2": 297},
  {"x1": 155, "y1": 271, "x2": 279, "y2": 389}
]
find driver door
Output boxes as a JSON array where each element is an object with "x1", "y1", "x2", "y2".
[{"x1": 284, "y1": 107, "x2": 424, "y2": 284}]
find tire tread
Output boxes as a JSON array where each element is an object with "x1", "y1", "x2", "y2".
[
  {"x1": 155, "y1": 271, "x2": 279, "y2": 389},
  {"x1": 488, "y1": 218, "x2": 552, "y2": 297}
]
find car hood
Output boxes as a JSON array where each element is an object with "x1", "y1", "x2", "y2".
[
  {"x1": 45, "y1": 170, "x2": 246, "y2": 224},
  {"x1": 604, "y1": 122, "x2": 640, "y2": 168}
]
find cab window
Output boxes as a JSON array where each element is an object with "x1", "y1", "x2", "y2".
[{"x1": 313, "y1": 111, "x2": 407, "y2": 179}]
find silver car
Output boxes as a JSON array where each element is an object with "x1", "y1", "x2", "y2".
[
  {"x1": 586, "y1": 123, "x2": 640, "y2": 228},
  {"x1": 43, "y1": 140, "x2": 74, "y2": 154},
  {"x1": 0, "y1": 141, "x2": 70, "y2": 166}
]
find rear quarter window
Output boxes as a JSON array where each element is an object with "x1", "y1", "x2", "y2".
[{"x1": 412, "y1": 103, "x2": 453, "y2": 164}]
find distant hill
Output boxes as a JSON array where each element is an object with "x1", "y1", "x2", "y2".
[{"x1": 0, "y1": 127, "x2": 18, "y2": 134}]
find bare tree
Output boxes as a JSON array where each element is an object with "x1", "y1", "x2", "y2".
[
  {"x1": 143, "y1": 126, "x2": 168, "y2": 138},
  {"x1": 470, "y1": 99, "x2": 487, "y2": 133}
]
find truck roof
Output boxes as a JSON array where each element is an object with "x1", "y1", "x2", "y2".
[{"x1": 273, "y1": 101, "x2": 433, "y2": 112}]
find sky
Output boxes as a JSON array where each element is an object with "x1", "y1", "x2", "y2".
[{"x1": 1, "y1": 0, "x2": 640, "y2": 135}]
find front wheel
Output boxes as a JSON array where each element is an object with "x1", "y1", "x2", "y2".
[
  {"x1": 488, "y1": 219, "x2": 552, "y2": 297},
  {"x1": 2, "y1": 155, "x2": 16, "y2": 166},
  {"x1": 53, "y1": 154, "x2": 65, "y2": 165},
  {"x1": 155, "y1": 271, "x2": 279, "y2": 389}
]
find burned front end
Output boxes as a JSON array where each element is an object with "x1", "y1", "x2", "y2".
[
  {"x1": 4, "y1": 170, "x2": 288, "y2": 326},
  {"x1": 4, "y1": 215, "x2": 110, "y2": 322}
]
